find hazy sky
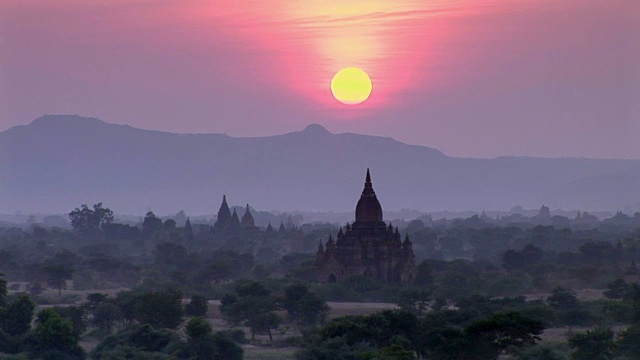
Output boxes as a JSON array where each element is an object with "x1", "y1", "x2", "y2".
[{"x1": 1, "y1": 0, "x2": 638, "y2": 158}]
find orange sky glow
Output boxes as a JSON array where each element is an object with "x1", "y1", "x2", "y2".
[
  {"x1": 1, "y1": 0, "x2": 638, "y2": 158},
  {"x1": 200, "y1": 0, "x2": 486, "y2": 115}
]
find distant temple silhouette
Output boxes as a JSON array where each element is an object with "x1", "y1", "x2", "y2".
[
  {"x1": 211, "y1": 195, "x2": 304, "y2": 252},
  {"x1": 316, "y1": 169, "x2": 416, "y2": 284},
  {"x1": 213, "y1": 196, "x2": 258, "y2": 232}
]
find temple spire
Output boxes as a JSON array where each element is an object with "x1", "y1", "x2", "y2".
[
  {"x1": 355, "y1": 169, "x2": 383, "y2": 223},
  {"x1": 241, "y1": 204, "x2": 255, "y2": 228},
  {"x1": 363, "y1": 168, "x2": 374, "y2": 195},
  {"x1": 214, "y1": 195, "x2": 232, "y2": 230}
]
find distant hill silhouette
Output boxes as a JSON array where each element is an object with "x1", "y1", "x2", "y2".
[{"x1": 1, "y1": 115, "x2": 638, "y2": 214}]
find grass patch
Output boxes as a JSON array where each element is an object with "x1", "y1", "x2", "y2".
[{"x1": 243, "y1": 347, "x2": 298, "y2": 360}]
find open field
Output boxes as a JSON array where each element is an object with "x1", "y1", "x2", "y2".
[
  {"x1": 244, "y1": 346, "x2": 297, "y2": 360},
  {"x1": 8, "y1": 285, "x2": 623, "y2": 355}
]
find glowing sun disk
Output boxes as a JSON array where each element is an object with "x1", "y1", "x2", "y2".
[{"x1": 331, "y1": 67, "x2": 373, "y2": 105}]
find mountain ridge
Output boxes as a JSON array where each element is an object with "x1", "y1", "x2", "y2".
[{"x1": 1, "y1": 115, "x2": 638, "y2": 214}]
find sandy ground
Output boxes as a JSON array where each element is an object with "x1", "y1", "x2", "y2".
[
  {"x1": 524, "y1": 288, "x2": 605, "y2": 302},
  {"x1": 207, "y1": 300, "x2": 396, "y2": 321}
]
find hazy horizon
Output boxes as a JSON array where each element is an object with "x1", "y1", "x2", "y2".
[
  {"x1": 2, "y1": 114, "x2": 639, "y2": 215},
  {"x1": 8, "y1": 114, "x2": 640, "y2": 162}
]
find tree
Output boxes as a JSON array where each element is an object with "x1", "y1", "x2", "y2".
[
  {"x1": 135, "y1": 289, "x2": 183, "y2": 329},
  {"x1": 142, "y1": 211, "x2": 163, "y2": 238},
  {"x1": 282, "y1": 283, "x2": 309, "y2": 321},
  {"x1": 297, "y1": 292, "x2": 330, "y2": 327},
  {"x1": 68, "y1": 203, "x2": 113, "y2": 237},
  {"x1": 53, "y1": 305, "x2": 88, "y2": 338},
  {"x1": 547, "y1": 287, "x2": 578, "y2": 310},
  {"x1": 92, "y1": 303, "x2": 122, "y2": 335},
  {"x1": 114, "y1": 291, "x2": 137, "y2": 326},
  {"x1": 1, "y1": 293, "x2": 35, "y2": 336},
  {"x1": 463, "y1": 312, "x2": 545, "y2": 360},
  {"x1": 92, "y1": 323, "x2": 183, "y2": 359},
  {"x1": 31, "y1": 308, "x2": 84, "y2": 359},
  {"x1": 185, "y1": 295, "x2": 209, "y2": 318},
  {"x1": 204, "y1": 260, "x2": 233, "y2": 283},
  {"x1": 86, "y1": 292, "x2": 109, "y2": 311},
  {"x1": 604, "y1": 278, "x2": 629, "y2": 300},
  {"x1": 186, "y1": 317, "x2": 212, "y2": 341},
  {"x1": 163, "y1": 219, "x2": 177, "y2": 231},
  {"x1": 45, "y1": 264, "x2": 74, "y2": 295},
  {"x1": 154, "y1": 242, "x2": 187, "y2": 265},
  {"x1": 185, "y1": 317, "x2": 243, "y2": 360},
  {"x1": 617, "y1": 325, "x2": 640, "y2": 358},
  {"x1": 362, "y1": 345, "x2": 416, "y2": 360},
  {"x1": 220, "y1": 281, "x2": 280, "y2": 342},
  {"x1": 210, "y1": 332, "x2": 244, "y2": 360},
  {"x1": 302, "y1": 310, "x2": 419, "y2": 359},
  {"x1": 420, "y1": 326, "x2": 468, "y2": 360},
  {"x1": 518, "y1": 344, "x2": 568, "y2": 360},
  {"x1": 0, "y1": 273, "x2": 6, "y2": 307},
  {"x1": 397, "y1": 289, "x2": 431, "y2": 315},
  {"x1": 414, "y1": 261, "x2": 433, "y2": 287},
  {"x1": 568, "y1": 327, "x2": 616, "y2": 360}
]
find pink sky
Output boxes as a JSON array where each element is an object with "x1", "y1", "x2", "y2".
[{"x1": 1, "y1": 0, "x2": 639, "y2": 158}]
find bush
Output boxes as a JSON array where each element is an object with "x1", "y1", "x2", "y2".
[
  {"x1": 217, "y1": 329, "x2": 246, "y2": 344},
  {"x1": 517, "y1": 343, "x2": 570, "y2": 360}
]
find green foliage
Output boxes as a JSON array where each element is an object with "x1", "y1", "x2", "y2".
[
  {"x1": 186, "y1": 317, "x2": 212, "y2": 341},
  {"x1": 298, "y1": 292, "x2": 330, "y2": 327},
  {"x1": 517, "y1": 343, "x2": 570, "y2": 360},
  {"x1": 69, "y1": 203, "x2": 114, "y2": 237},
  {"x1": 340, "y1": 274, "x2": 382, "y2": 293},
  {"x1": 603, "y1": 278, "x2": 629, "y2": 300},
  {"x1": 396, "y1": 289, "x2": 431, "y2": 315},
  {"x1": 94, "y1": 321, "x2": 242, "y2": 360},
  {"x1": 114, "y1": 291, "x2": 138, "y2": 325},
  {"x1": 31, "y1": 308, "x2": 84, "y2": 359},
  {"x1": 296, "y1": 336, "x2": 375, "y2": 360},
  {"x1": 463, "y1": 312, "x2": 544, "y2": 360},
  {"x1": 568, "y1": 327, "x2": 616, "y2": 360},
  {"x1": 283, "y1": 283, "x2": 309, "y2": 319},
  {"x1": 361, "y1": 344, "x2": 416, "y2": 360},
  {"x1": 52, "y1": 305, "x2": 88, "y2": 337},
  {"x1": 0, "y1": 274, "x2": 6, "y2": 307},
  {"x1": 216, "y1": 329, "x2": 246, "y2": 344},
  {"x1": 419, "y1": 326, "x2": 468, "y2": 360},
  {"x1": 92, "y1": 323, "x2": 183, "y2": 359},
  {"x1": 599, "y1": 300, "x2": 634, "y2": 324},
  {"x1": 220, "y1": 281, "x2": 282, "y2": 342},
  {"x1": 135, "y1": 289, "x2": 183, "y2": 329},
  {"x1": 0, "y1": 293, "x2": 34, "y2": 337},
  {"x1": 315, "y1": 310, "x2": 419, "y2": 354},
  {"x1": 547, "y1": 287, "x2": 579, "y2": 310},
  {"x1": 184, "y1": 295, "x2": 209, "y2": 317},
  {"x1": 282, "y1": 283, "x2": 330, "y2": 328},
  {"x1": 413, "y1": 261, "x2": 433, "y2": 287},
  {"x1": 86, "y1": 292, "x2": 109, "y2": 307},
  {"x1": 206, "y1": 332, "x2": 244, "y2": 360},
  {"x1": 93, "y1": 302, "x2": 122, "y2": 335},
  {"x1": 617, "y1": 324, "x2": 640, "y2": 358},
  {"x1": 502, "y1": 244, "x2": 544, "y2": 270},
  {"x1": 142, "y1": 212, "x2": 163, "y2": 238},
  {"x1": 44, "y1": 264, "x2": 74, "y2": 295}
]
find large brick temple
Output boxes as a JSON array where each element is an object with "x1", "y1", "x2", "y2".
[{"x1": 316, "y1": 169, "x2": 416, "y2": 284}]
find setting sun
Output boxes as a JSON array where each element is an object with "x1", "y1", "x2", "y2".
[{"x1": 330, "y1": 67, "x2": 373, "y2": 105}]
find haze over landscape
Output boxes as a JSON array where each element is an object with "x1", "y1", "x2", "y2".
[
  {"x1": 1, "y1": 115, "x2": 639, "y2": 216},
  {"x1": 2, "y1": 2, "x2": 640, "y2": 360}
]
